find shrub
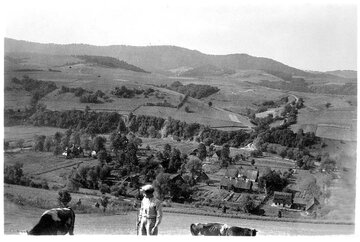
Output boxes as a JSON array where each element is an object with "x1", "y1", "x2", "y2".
[
  {"x1": 33, "y1": 135, "x2": 46, "y2": 151},
  {"x1": 58, "y1": 190, "x2": 72, "y2": 207},
  {"x1": 99, "y1": 184, "x2": 111, "y2": 194},
  {"x1": 4, "y1": 163, "x2": 24, "y2": 185},
  {"x1": 16, "y1": 139, "x2": 25, "y2": 149}
]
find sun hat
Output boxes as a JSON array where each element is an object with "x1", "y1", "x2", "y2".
[{"x1": 141, "y1": 184, "x2": 154, "y2": 193}]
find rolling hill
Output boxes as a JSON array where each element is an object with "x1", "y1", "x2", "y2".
[
  {"x1": 5, "y1": 38, "x2": 320, "y2": 77},
  {"x1": 324, "y1": 70, "x2": 357, "y2": 79}
]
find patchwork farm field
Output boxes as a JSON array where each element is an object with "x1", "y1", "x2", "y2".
[
  {"x1": 292, "y1": 108, "x2": 356, "y2": 141},
  {"x1": 134, "y1": 106, "x2": 249, "y2": 129}
]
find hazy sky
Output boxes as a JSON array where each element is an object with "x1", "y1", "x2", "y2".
[{"x1": 3, "y1": 0, "x2": 357, "y2": 71}]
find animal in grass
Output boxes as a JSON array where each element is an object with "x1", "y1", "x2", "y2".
[
  {"x1": 190, "y1": 223, "x2": 257, "y2": 236},
  {"x1": 190, "y1": 223, "x2": 225, "y2": 236},
  {"x1": 220, "y1": 224, "x2": 257, "y2": 236},
  {"x1": 27, "y1": 207, "x2": 75, "y2": 235}
]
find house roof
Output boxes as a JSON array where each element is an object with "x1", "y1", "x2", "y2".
[
  {"x1": 306, "y1": 197, "x2": 319, "y2": 211},
  {"x1": 220, "y1": 177, "x2": 231, "y2": 186},
  {"x1": 194, "y1": 172, "x2": 209, "y2": 181},
  {"x1": 273, "y1": 192, "x2": 293, "y2": 205},
  {"x1": 292, "y1": 197, "x2": 307, "y2": 205},
  {"x1": 233, "y1": 179, "x2": 252, "y2": 190},
  {"x1": 225, "y1": 169, "x2": 239, "y2": 178},
  {"x1": 239, "y1": 169, "x2": 259, "y2": 181},
  {"x1": 212, "y1": 153, "x2": 219, "y2": 159},
  {"x1": 169, "y1": 173, "x2": 183, "y2": 180}
]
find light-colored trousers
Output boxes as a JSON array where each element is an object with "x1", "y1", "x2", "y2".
[{"x1": 138, "y1": 217, "x2": 158, "y2": 235}]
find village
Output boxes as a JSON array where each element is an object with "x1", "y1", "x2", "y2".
[{"x1": 54, "y1": 132, "x2": 323, "y2": 220}]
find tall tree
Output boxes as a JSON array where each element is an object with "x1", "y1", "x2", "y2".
[
  {"x1": 110, "y1": 132, "x2": 128, "y2": 154},
  {"x1": 197, "y1": 143, "x2": 207, "y2": 161},
  {"x1": 185, "y1": 156, "x2": 203, "y2": 182},
  {"x1": 167, "y1": 148, "x2": 182, "y2": 173},
  {"x1": 92, "y1": 136, "x2": 107, "y2": 152},
  {"x1": 220, "y1": 144, "x2": 231, "y2": 167},
  {"x1": 153, "y1": 172, "x2": 171, "y2": 200}
]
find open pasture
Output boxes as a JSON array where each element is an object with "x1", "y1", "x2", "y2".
[
  {"x1": 292, "y1": 107, "x2": 356, "y2": 141},
  {"x1": 4, "y1": 89, "x2": 32, "y2": 111},
  {"x1": 141, "y1": 137, "x2": 198, "y2": 154},
  {"x1": 4, "y1": 125, "x2": 66, "y2": 147},
  {"x1": 4, "y1": 149, "x2": 99, "y2": 186}
]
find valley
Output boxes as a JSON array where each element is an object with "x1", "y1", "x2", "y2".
[{"x1": 3, "y1": 38, "x2": 357, "y2": 235}]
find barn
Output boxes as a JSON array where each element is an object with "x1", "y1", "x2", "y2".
[{"x1": 272, "y1": 192, "x2": 293, "y2": 208}]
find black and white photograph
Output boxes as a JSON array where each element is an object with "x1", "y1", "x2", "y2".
[{"x1": 1, "y1": 0, "x2": 357, "y2": 237}]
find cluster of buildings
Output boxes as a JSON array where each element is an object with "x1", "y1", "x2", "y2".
[{"x1": 220, "y1": 168, "x2": 259, "y2": 193}]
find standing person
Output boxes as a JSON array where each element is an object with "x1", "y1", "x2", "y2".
[{"x1": 137, "y1": 184, "x2": 163, "y2": 235}]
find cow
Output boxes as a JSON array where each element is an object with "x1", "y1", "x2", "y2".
[
  {"x1": 27, "y1": 208, "x2": 75, "y2": 235},
  {"x1": 220, "y1": 224, "x2": 257, "y2": 236},
  {"x1": 190, "y1": 223, "x2": 224, "y2": 236},
  {"x1": 190, "y1": 223, "x2": 257, "y2": 236}
]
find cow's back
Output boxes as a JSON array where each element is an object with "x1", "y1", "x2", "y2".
[
  {"x1": 226, "y1": 226, "x2": 257, "y2": 236},
  {"x1": 28, "y1": 208, "x2": 75, "y2": 235},
  {"x1": 200, "y1": 223, "x2": 223, "y2": 236}
]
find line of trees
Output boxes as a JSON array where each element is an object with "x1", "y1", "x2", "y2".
[
  {"x1": 168, "y1": 81, "x2": 220, "y2": 99},
  {"x1": 59, "y1": 86, "x2": 109, "y2": 103},
  {"x1": 111, "y1": 86, "x2": 155, "y2": 98},
  {"x1": 30, "y1": 108, "x2": 125, "y2": 135},
  {"x1": 29, "y1": 107, "x2": 318, "y2": 151}
]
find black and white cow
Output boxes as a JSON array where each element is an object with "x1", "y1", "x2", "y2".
[
  {"x1": 28, "y1": 208, "x2": 75, "y2": 235},
  {"x1": 190, "y1": 223, "x2": 257, "y2": 236},
  {"x1": 220, "y1": 224, "x2": 257, "y2": 236},
  {"x1": 190, "y1": 223, "x2": 224, "y2": 236}
]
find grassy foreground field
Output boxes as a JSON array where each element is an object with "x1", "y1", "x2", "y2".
[{"x1": 4, "y1": 184, "x2": 354, "y2": 235}]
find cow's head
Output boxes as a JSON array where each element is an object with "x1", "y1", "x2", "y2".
[
  {"x1": 190, "y1": 223, "x2": 203, "y2": 236},
  {"x1": 220, "y1": 224, "x2": 230, "y2": 236},
  {"x1": 251, "y1": 229, "x2": 257, "y2": 236}
]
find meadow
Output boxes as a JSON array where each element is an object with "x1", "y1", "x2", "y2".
[{"x1": 4, "y1": 184, "x2": 354, "y2": 235}]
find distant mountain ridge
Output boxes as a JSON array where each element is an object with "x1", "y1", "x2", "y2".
[
  {"x1": 4, "y1": 38, "x2": 354, "y2": 78},
  {"x1": 324, "y1": 70, "x2": 357, "y2": 79}
]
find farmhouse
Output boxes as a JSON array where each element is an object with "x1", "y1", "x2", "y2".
[
  {"x1": 220, "y1": 177, "x2": 232, "y2": 190},
  {"x1": 306, "y1": 197, "x2": 320, "y2": 212},
  {"x1": 292, "y1": 196, "x2": 319, "y2": 212},
  {"x1": 225, "y1": 168, "x2": 239, "y2": 178},
  {"x1": 272, "y1": 192, "x2": 293, "y2": 208},
  {"x1": 194, "y1": 171, "x2": 210, "y2": 183},
  {"x1": 292, "y1": 197, "x2": 307, "y2": 210},
  {"x1": 232, "y1": 179, "x2": 252, "y2": 192},
  {"x1": 239, "y1": 168, "x2": 259, "y2": 182},
  {"x1": 220, "y1": 168, "x2": 253, "y2": 193},
  {"x1": 169, "y1": 173, "x2": 185, "y2": 184},
  {"x1": 206, "y1": 153, "x2": 219, "y2": 163}
]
